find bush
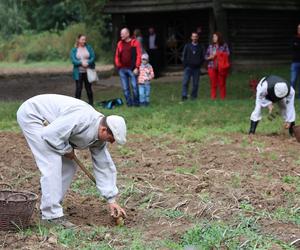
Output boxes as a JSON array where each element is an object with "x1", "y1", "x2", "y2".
[{"x1": 0, "y1": 23, "x2": 112, "y2": 63}]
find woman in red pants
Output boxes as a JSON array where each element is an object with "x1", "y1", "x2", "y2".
[{"x1": 205, "y1": 32, "x2": 230, "y2": 100}]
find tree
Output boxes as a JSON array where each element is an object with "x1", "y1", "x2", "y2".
[
  {"x1": 0, "y1": 0, "x2": 29, "y2": 38},
  {"x1": 23, "y1": 0, "x2": 83, "y2": 31}
]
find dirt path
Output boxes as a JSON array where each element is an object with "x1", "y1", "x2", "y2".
[
  {"x1": 0, "y1": 65, "x2": 114, "y2": 77},
  {"x1": 0, "y1": 66, "x2": 182, "y2": 101}
]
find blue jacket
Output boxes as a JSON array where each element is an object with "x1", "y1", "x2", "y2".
[{"x1": 70, "y1": 44, "x2": 96, "y2": 80}]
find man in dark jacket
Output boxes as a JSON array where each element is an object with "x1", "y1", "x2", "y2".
[
  {"x1": 181, "y1": 32, "x2": 205, "y2": 101},
  {"x1": 291, "y1": 23, "x2": 300, "y2": 97},
  {"x1": 146, "y1": 27, "x2": 161, "y2": 78}
]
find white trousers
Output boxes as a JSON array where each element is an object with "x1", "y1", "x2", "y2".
[{"x1": 17, "y1": 105, "x2": 77, "y2": 220}]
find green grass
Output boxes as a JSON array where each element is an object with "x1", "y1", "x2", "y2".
[
  {"x1": 20, "y1": 224, "x2": 158, "y2": 250},
  {"x1": 0, "y1": 101, "x2": 21, "y2": 131},
  {"x1": 175, "y1": 165, "x2": 198, "y2": 175},
  {"x1": 71, "y1": 178, "x2": 99, "y2": 197},
  {"x1": 166, "y1": 217, "x2": 295, "y2": 250},
  {"x1": 2, "y1": 66, "x2": 300, "y2": 138}
]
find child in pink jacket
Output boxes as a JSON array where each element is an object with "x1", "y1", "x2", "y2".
[{"x1": 138, "y1": 54, "x2": 154, "y2": 106}]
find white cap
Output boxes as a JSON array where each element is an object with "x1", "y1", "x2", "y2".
[
  {"x1": 142, "y1": 53, "x2": 149, "y2": 60},
  {"x1": 106, "y1": 115, "x2": 127, "y2": 145},
  {"x1": 274, "y1": 82, "x2": 288, "y2": 98}
]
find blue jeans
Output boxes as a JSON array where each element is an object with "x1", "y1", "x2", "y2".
[
  {"x1": 118, "y1": 68, "x2": 139, "y2": 106},
  {"x1": 138, "y1": 82, "x2": 151, "y2": 105},
  {"x1": 182, "y1": 67, "x2": 200, "y2": 99},
  {"x1": 291, "y1": 62, "x2": 300, "y2": 96}
]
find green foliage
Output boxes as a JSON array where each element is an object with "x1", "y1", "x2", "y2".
[
  {"x1": 0, "y1": 0, "x2": 111, "y2": 62},
  {"x1": 0, "y1": 0, "x2": 29, "y2": 38},
  {"x1": 0, "y1": 23, "x2": 111, "y2": 62},
  {"x1": 23, "y1": 0, "x2": 83, "y2": 32},
  {"x1": 0, "y1": 101, "x2": 20, "y2": 131},
  {"x1": 0, "y1": 0, "x2": 108, "y2": 36}
]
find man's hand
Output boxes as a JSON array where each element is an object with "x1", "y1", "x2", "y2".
[
  {"x1": 284, "y1": 122, "x2": 291, "y2": 129},
  {"x1": 64, "y1": 150, "x2": 75, "y2": 160},
  {"x1": 108, "y1": 202, "x2": 127, "y2": 218},
  {"x1": 268, "y1": 103, "x2": 273, "y2": 114},
  {"x1": 133, "y1": 68, "x2": 139, "y2": 75}
]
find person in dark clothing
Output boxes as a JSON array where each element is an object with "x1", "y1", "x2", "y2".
[
  {"x1": 146, "y1": 27, "x2": 161, "y2": 78},
  {"x1": 181, "y1": 32, "x2": 205, "y2": 101},
  {"x1": 291, "y1": 24, "x2": 300, "y2": 97}
]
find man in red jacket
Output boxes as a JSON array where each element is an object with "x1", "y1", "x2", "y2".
[{"x1": 115, "y1": 28, "x2": 141, "y2": 106}]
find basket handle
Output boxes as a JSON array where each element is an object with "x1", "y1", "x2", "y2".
[
  {"x1": 5, "y1": 193, "x2": 29, "y2": 202},
  {"x1": 0, "y1": 183, "x2": 13, "y2": 189}
]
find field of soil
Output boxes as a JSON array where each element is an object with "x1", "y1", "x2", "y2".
[
  {"x1": 0, "y1": 131, "x2": 299, "y2": 248},
  {"x1": 0, "y1": 65, "x2": 117, "y2": 101}
]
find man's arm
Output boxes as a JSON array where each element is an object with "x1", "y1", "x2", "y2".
[
  {"x1": 90, "y1": 145, "x2": 118, "y2": 203},
  {"x1": 135, "y1": 40, "x2": 142, "y2": 68},
  {"x1": 114, "y1": 42, "x2": 122, "y2": 68},
  {"x1": 90, "y1": 145, "x2": 126, "y2": 218}
]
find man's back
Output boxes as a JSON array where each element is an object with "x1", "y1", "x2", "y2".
[{"x1": 20, "y1": 94, "x2": 98, "y2": 123}]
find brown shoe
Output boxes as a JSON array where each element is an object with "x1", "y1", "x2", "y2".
[{"x1": 42, "y1": 217, "x2": 77, "y2": 229}]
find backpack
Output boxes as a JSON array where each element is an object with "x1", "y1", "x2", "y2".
[
  {"x1": 216, "y1": 51, "x2": 230, "y2": 72},
  {"x1": 97, "y1": 98, "x2": 123, "y2": 109}
]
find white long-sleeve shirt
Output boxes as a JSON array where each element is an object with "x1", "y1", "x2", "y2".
[
  {"x1": 20, "y1": 94, "x2": 118, "y2": 202},
  {"x1": 250, "y1": 78, "x2": 296, "y2": 122}
]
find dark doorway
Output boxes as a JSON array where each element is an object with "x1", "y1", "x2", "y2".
[{"x1": 125, "y1": 9, "x2": 210, "y2": 68}]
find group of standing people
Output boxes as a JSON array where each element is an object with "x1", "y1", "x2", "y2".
[
  {"x1": 70, "y1": 24, "x2": 300, "y2": 108},
  {"x1": 69, "y1": 28, "x2": 230, "y2": 107},
  {"x1": 181, "y1": 31, "x2": 230, "y2": 101},
  {"x1": 114, "y1": 28, "x2": 155, "y2": 107}
]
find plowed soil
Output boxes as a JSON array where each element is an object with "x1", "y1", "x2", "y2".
[{"x1": 0, "y1": 131, "x2": 299, "y2": 248}]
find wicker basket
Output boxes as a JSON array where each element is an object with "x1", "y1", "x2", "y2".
[{"x1": 0, "y1": 183, "x2": 38, "y2": 231}]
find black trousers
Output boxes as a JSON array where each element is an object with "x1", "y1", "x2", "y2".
[
  {"x1": 148, "y1": 49, "x2": 161, "y2": 78},
  {"x1": 75, "y1": 72, "x2": 93, "y2": 106}
]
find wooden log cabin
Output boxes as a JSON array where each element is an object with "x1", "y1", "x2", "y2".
[{"x1": 103, "y1": 0, "x2": 300, "y2": 68}]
